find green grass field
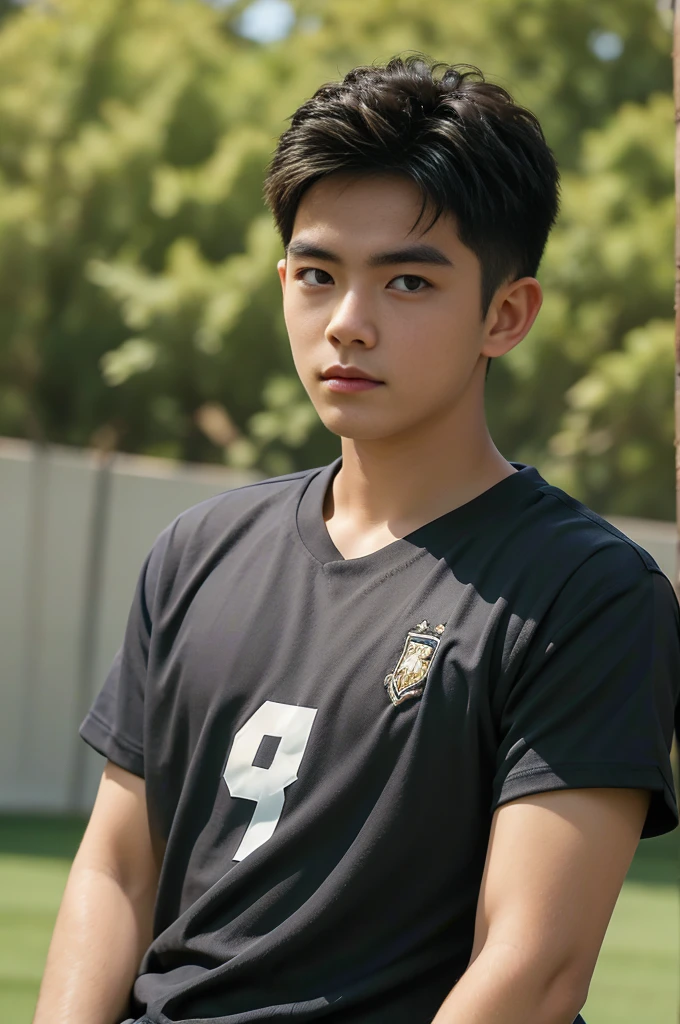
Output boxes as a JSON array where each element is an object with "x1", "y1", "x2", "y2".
[{"x1": 0, "y1": 816, "x2": 677, "y2": 1024}]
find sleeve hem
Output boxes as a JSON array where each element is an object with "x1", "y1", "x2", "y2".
[
  {"x1": 79, "y1": 711, "x2": 145, "y2": 779},
  {"x1": 493, "y1": 762, "x2": 678, "y2": 839}
]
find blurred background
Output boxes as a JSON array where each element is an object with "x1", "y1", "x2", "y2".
[{"x1": 0, "y1": 0, "x2": 678, "y2": 1021}]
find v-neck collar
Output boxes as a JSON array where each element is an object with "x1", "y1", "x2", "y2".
[{"x1": 295, "y1": 457, "x2": 547, "y2": 572}]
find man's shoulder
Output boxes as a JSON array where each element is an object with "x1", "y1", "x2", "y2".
[
  {"x1": 532, "y1": 479, "x2": 663, "y2": 581},
  {"x1": 170, "y1": 465, "x2": 317, "y2": 535},
  {"x1": 144, "y1": 465, "x2": 322, "y2": 584}
]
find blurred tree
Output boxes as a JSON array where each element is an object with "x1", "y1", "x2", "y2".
[
  {"x1": 287, "y1": 0, "x2": 671, "y2": 168},
  {"x1": 487, "y1": 91, "x2": 675, "y2": 516},
  {"x1": 0, "y1": 0, "x2": 675, "y2": 510},
  {"x1": 0, "y1": 0, "x2": 328, "y2": 471},
  {"x1": 546, "y1": 320, "x2": 675, "y2": 519},
  {"x1": 0, "y1": 0, "x2": 21, "y2": 27}
]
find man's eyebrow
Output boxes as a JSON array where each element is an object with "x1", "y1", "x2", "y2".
[
  {"x1": 286, "y1": 241, "x2": 341, "y2": 262},
  {"x1": 286, "y1": 240, "x2": 453, "y2": 268},
  {"x1": 367, "y1": 244, "x2": 453, "y2": 268}
]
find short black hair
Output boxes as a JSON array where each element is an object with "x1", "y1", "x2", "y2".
[{"x1": 265, "y1": 55, "x2": 560, "y2": 316}]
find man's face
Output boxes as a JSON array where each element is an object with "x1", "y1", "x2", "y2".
[{"x1": 278, "y1": 173, "x2": 493, "y2": 443}]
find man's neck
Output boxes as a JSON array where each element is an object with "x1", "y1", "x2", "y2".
[{"x1": 323, "y1": 411, "x2": 516, "y2": 559}]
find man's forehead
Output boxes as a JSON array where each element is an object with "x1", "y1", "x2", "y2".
[
  {"x1": 303, "y1": 170, "x2": 444, "y2": 218},
  {"x1": 290, "y1": 176, "x2": 462, "y2": 262},
  {"x1": 300, "y1": 170, "x2": 422, "y2": 205}
]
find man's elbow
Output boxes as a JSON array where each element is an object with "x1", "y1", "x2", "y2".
[
  {"x1": 526, "y1": 946, "x2": 592, "y2": 1024},
  {"x1": 471, "y1": 940, "x2": 591, "y2": 1024},
  {"x1": 540, "y1": 965, "x2": 589, "y2": 1024}
]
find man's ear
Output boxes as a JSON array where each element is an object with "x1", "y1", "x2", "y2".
[
  {"x1": 277, "y1": 258, "x2": 287, "y2": 295},
  {"x1": 481, "y1": 277, "x2": 543, "y2": 360}
]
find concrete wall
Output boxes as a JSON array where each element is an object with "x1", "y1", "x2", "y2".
[
  {"x1": 0, "y1": 437, "x2": 256, "y2": 814},
  {"x1": 0, "y1": 437, "x2": 676, "y2": 814}
]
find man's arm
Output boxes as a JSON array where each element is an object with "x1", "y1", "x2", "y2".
[
  {"x1": 33, "y1": 761, "x2": 163, "y2": 1024},
  {"x1": 431, "y1": 786, "x2": 650, "y2": 1024}
]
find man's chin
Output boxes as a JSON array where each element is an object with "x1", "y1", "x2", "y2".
[{"x1": 318, "y1": 414, "x2": 407, "y2": 443}]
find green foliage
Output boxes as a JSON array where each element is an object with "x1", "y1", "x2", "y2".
[
  {"x1": 546, "y1": 320, "x2": 675, "y2": 519},
  {"x1": 0, "y1": 0, "x2": 317, "y2": 463},
  {"x1": 0, "y1": 0, "x2": 675, "y2": 515},
  {"x1": 289, "y1": 0, "x2": 671, "y2": 167},
  {"x1": 486, "y1": 89, "x2": 676, "y2": 518}
]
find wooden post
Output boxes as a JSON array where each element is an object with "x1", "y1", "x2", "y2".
[
  {"x1": 673, "y1": 9, "x2": 680, "y2": 1022},
  {"x1": 672, "y1": 0, "x2": 680, "y2": 711},
  {"x1": 674, "y1": 2, "x2": 680, "y2": 599}
]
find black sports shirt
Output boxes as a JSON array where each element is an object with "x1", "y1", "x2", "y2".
[{"x1": 80, "y1": 460, "x2": 680, "y2": 1024}]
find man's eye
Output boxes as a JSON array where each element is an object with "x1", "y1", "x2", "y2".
[
  {"x1": 389, "y1": 275, "x2": 429, "y2": 293},
  {"x1": 298, "y1": 268, "x2": 334, "y2": 286}
]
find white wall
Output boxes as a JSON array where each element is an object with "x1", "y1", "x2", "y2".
[
  {"x1": 0, "y1": 437, "x2": 676, "y2": 813},
  {"x1": 0, "y1": 437, "x2": 256, "y2": 813}
]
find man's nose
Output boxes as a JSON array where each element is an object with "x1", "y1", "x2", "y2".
[{"x1": 325, "y1": 290, "x2": 378, "y2": 348}]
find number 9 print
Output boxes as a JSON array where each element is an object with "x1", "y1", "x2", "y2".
[{"x1": 223, "y1": 700, "x2": 318, "y2": 861}]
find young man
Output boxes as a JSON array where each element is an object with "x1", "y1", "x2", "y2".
[{"x1": 35, "y1": 57, "x2": 679, "y2": 1024}]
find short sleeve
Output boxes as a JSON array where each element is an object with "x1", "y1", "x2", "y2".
[
  {"x1": 492, "y1": 555, "x2": 680, "y2": 839},
  {"x1": 79, "y1": 536, "x2": 165, "y2": 778}
]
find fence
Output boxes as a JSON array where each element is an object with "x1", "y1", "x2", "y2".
[
  {"x1": 0, "y1": 437, "x2": 256, "y2": 814},
  {"x1": 0, "y1": 437, "x2": 676, "y2": 814}
]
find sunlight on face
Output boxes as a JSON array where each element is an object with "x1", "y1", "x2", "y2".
[{"x1": 278, "y1": 173, "x2": 490, "y2": 443}]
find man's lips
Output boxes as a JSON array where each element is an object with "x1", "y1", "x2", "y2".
[{"x1": 320, "y1": 366, "x2": 384, "y2": 393}]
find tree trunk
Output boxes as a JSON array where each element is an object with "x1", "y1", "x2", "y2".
[
  {"x1": 672, "y1": 7, "x2": 680, "y2": 1021},
  {"x1": 672, "y1": 14, "x2": 680, "y2": 599}
]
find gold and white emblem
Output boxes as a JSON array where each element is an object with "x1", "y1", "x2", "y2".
[{"x1": 384, "y1": 621, "x2": 446, "y2": 707}]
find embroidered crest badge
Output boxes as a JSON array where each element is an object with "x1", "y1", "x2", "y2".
[{"x1": 384, "y1": 621, "x2": 446, "y2": 707}]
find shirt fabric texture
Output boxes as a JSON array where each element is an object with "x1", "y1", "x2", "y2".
[{"x1": 81, "y1": 460, "x2": 680, "y2": 1024}]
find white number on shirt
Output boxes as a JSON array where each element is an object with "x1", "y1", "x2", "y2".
[{"x1": 223, "y1": 700, "x2": 318, "y2": 861}]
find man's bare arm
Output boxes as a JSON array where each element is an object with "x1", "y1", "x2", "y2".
[
  {"x1": 33, "y1": 761, "x2": 163, "y2": 1024},
  {"x1": 431, "y1": 786, "x2": 650, "y2": 1024}
]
